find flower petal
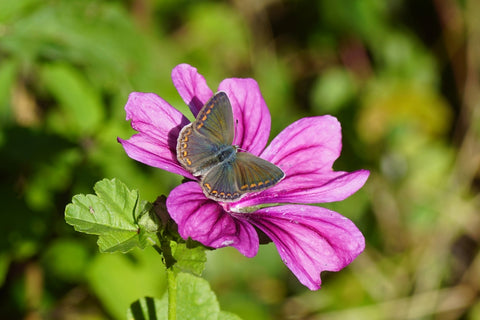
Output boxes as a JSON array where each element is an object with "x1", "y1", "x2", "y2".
[
  {"x1": 219, "y1": 78, "x2": 271, "y2": 155},
  {"x1": 261, "y1": 116, "x2": 342, "y2": 175},
  {"x1": 172, "y1": 64, "x2": 213, "y2": 117},
  {"x1": 119, "y1": 135, "x2": 192, "y2": 178},
  {"x1": 166, "y1": 182, "x2": 259, "y2": 257},
  {"x1": 247, "y1": 205, "x2": 365, "y2": 290},
  {"x1": 118, "y1": 92, "x2": 191, "y2": 177},
  {"x1": 236, "y1": 170, "x2": 370, "y2": 207}
]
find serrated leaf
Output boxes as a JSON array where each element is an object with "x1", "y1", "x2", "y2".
[
  {"x1": 170, "y1": 242, "x2": 207, "y2": 276},
  {"x1": 65, "y1": 178, "x2": 153, "y2": 253}
]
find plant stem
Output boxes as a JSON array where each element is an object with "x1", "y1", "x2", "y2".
[
  {"x1": 152, "y1": 243, "x2": 177, "y2": 319},
  {"x1": 167, "y1": 268, "x2": 177, "y2": 320}
]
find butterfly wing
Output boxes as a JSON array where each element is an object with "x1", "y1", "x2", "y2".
[
  {"x1": 178, "y1": 91, "x2": 284, "y2": 201},
  {"x1": 201, "y1": 160, "x2": 242, "y2": 201},
  {"x1": 177, "y1": 92, "x2": 234, "y2": 176},
  {"x1": 233, "y1": 152, "x2": 285, "y2": 194},
  {"x1": 192, "y1": 92, "x2": 234, "y2": 145},
  {"x1": 201, "y1": 152, "x2": 285, "y2": 202},
  {"x1": 177, "y1": 123, "x2": 224, "y2": 176}
]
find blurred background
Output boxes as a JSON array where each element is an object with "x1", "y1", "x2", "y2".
[{"x1": 0, "y1": 0, "x2": 479, "y2": 319}]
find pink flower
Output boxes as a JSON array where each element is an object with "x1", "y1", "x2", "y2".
[{"x1": 118, "y1": 64, "x2": 369, "y2": 290}]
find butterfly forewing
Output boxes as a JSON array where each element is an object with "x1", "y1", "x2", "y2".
[
  {"x1": 193, "y1": 92, "x2": 234, "y2": 145},
  {"x1": 177, "y1": 92, "x2": 234, "y2": 176},
  {"x1": 177, "y1": 123, "x2": 225, "y2": 176}
]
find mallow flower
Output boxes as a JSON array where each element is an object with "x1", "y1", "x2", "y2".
[{"x1": 118, "y1": 63, "x2": 369, "y2": 290}]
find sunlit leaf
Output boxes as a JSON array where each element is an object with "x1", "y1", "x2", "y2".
[
  {"x1": 65, "y1": 178, "x2": 155, "y2": 253},
  {"x1": 170, "y1": 242, "x2": 207, "y2": 276},
  {"x1": 127, "y1": 288, "x2": 242, "y2": 320},
  {"x1": 163, "y1": 273, "x2": 221, "y2": 320}
]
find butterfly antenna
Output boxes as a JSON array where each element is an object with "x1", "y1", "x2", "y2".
[{"x1": 234, "y1": 118, "x2": 247, "y2": 152}]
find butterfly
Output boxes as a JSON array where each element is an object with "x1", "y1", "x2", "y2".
[{"x1": 176, "y1": 92, "x2": 285, "y2": 202}]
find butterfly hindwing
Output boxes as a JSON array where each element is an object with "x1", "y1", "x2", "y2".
[
  {"x1": 201, "y1": 152, "x2": 285, "y2": 202},
  {"x1": 233, "y1": 152, "x2": 285, "y2": 193},
  {"x1": 201, "y1": 160, "x2": 242, "y2": 201}
]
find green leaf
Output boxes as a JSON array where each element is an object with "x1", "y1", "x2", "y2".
[
  {"x1": 170, "y1": 242, "x2": 207, "y2": 276},
  {"x1": 174, "y1": 273, "x2": 220, "y2": 320},
  {"x1": 88, "y1": 248, "x2": 166, "y2": 320},
  {"x1": 65, "y1": 178, "x2": 155, "y2": 253},
  {"x1": 218, "y1": 311, "x2": 243, "y2": 320},
  {"x1": 128, "y1": 273, "x2": 241, "y2": 320},
  {"x1": 41, "y1": 63, "x2": 104, "y2": 136},
  {"x1": 127, "y1": 296, "x2": 166, "y2": 320}
]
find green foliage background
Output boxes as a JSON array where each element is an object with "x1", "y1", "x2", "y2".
[{"x1": 1, "y1": 0, "x2": 479, "y2": 319}]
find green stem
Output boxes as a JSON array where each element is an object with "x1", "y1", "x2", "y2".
[
  {"x1": 152, "y1": 243, "x2": 176, "y2": 319},
  {"x1": 167, "y1": 268, "x2": 177, "y2": 320}
]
